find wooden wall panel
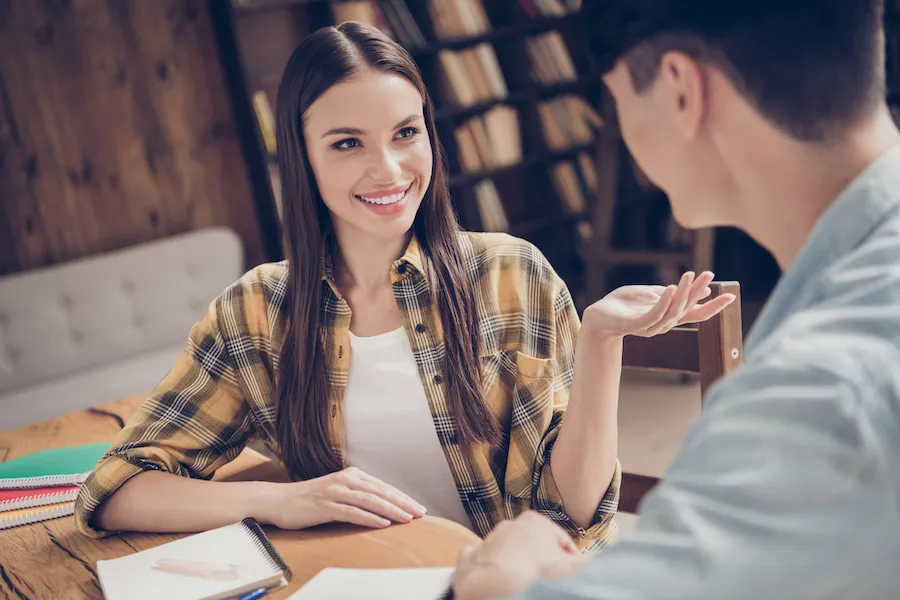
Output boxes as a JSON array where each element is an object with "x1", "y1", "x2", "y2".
[{"x1": 0, "y1": 0, "x2": 266, "y2": 276}]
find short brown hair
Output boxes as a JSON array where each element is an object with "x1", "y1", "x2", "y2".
[{"x1": 582, "y1": 1, "x2": 887, "y2": 141}]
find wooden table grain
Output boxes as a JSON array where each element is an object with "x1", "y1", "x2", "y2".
[{"x1": 0, "y1": 395, "x2": 479, "y2": 599}]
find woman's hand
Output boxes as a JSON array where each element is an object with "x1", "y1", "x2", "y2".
[
  {"x1": 259, "y1": 466, "x2": 427, "y2": 530},
  {"x1": 582, "y1": 271, "x2": 736, "y2": 340}
]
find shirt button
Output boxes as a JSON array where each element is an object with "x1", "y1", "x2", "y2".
[
  {"x1": 331, "y1": 404, "x2": 336, "y2": 418},
  {"x1": 338, "y1": 345, "x2": 344, "y2": 358},
  {"x1": 433, "y1": 375, "x2": 443, "y2": 385},
  {"x1": 397, "y1": 262, "x2": 407, "y2": 274},
  {"x1": 467, "y1": 492, "x2": 478, "y2": 502},
  {"x1": 415, "y1": 323, "x2": 426, "y2": 333}
]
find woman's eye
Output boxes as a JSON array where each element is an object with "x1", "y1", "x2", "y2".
[
  {"x1": 396, "y1": 126, "x2": 420, "y2": 140},
  {"x1": 332, "y1": 138, "x2": 360, "y2": 151}
]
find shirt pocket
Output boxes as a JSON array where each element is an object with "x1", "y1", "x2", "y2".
[{"x1": 481, "y1": 351, "x2": 556, "y2": 499}]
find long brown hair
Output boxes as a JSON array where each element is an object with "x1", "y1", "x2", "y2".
[{"x1": 274, "y1": 22, "x2": 499, "y2": 481}]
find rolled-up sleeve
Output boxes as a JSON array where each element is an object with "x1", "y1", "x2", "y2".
[
  {"x1": 74, "y1": 297, "x2": 255, "y2": 538},
  {"x1": 530, "y1": 283, "x2": 620, "y2": 550}
]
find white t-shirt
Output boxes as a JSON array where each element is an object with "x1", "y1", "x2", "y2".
[{"x1": 342, "y1": 327, "x2": 472, "y2": 530}]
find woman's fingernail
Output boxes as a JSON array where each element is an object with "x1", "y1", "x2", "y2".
[{"x1": 417, "y1": 504, "x2": 427, "y2": 514}]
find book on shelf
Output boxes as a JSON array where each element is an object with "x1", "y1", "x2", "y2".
[
  {"x1": 473, "y1": 179, "x2": 509, "y2": 232},
  {"x1": 454, "y1": 124, "x2": 483, "y2": 171},
  {"x1": 454, "y1": 105, "x2": 522, "y2": 172},
  {"x1": 251, "y1": 90, "x2": 277, "y2": 156},
  {"x1": 525, "y1": 32, "x2": 577, "y2": 84},
  {"x1": 549, "y1": 152, "x2": 598, "y2": 241},
  {"x1": 438, "y1": 45, "x2": 507, "y2": 106},
  {"x1": 550, "y1": 160, "x2": 586, "y2": 213},
  {"x1": 538, "y1": 95, "x2": 603, "y2": 151},
  {"x1": 428, "y1": 0, "x2": 491, "y2": 40},
  {"x1": 379, "y1": 0, "x2": 426, "y2": 48},
  {"x1": 519, "y1": 0, "x2": 582, "y2": 17}
]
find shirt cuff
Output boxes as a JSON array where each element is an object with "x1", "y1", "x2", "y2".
[
  {"x1": 74, "y1": 453, "x2": 179, "y2": 538},
  {"x1": 532, "y1": 432, "x2": 622, "y2": 551}
]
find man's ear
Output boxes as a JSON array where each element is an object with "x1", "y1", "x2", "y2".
[{"x1": 658, "y1": 51, "x2": 705, "y2": 140}]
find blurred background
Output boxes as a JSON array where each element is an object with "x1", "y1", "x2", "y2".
[
  {"x1": 1, "y1": 1, "x2": 899, "y2": 440},
  {"x1": 2, "y1": 0, "x2": 900, "y2": 315}
]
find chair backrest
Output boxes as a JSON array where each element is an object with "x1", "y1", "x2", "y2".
[{"x1": 617, "y1": 281, "x2": 743, "y2": 514}]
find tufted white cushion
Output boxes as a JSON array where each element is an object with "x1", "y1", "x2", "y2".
[{"x1": 0, "y1": 227, "x2": 244, "y2": 430}]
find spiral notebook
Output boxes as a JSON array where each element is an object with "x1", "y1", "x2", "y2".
[
  {"x1": 0, "y1": 442, "x2": 110, "y2": 489},
  {"x1": 96, "y1": 518, "x2": 291, "y2": 600},
  {"x1": 0, "y1": 485, "x2": 81, "y2": 512},
  {"x1": 0, "y1": 501, "x2": 76, "y2": 531}
]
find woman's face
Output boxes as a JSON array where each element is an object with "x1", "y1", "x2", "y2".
[{"x1": 302, "y1": 69, "x2": 433, "y2": 241}]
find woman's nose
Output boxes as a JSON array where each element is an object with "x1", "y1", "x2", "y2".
[{"x1": 368, "y1": 147, "x2": 403, "y2": 181}]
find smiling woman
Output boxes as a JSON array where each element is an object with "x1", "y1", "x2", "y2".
[
  {"x1": 72, "y1": 22, "x2": 732, "y2": 552},
  {"x1": 305, "y1": 75, "x2": 432, "y2": 232}
]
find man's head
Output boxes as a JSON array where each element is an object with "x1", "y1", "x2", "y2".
[{"x1": 582, "y1": 1, "x2": 888, "y2": 228}]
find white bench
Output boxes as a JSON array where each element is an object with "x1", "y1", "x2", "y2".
[{"x1": 0, "y1": 228, "x2": 244, "y2": 431}]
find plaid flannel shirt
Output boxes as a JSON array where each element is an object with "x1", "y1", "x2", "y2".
[{"x1": 74, "y1": 232, "x2": 620, "y2": 550}]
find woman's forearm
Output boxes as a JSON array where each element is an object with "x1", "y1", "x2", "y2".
[
  {"x1": 549, "y1": 332, "x2": 622, "y2": 529},
  {"x1": 93, "y1": 470, "x2": 280, "y2": 533}
]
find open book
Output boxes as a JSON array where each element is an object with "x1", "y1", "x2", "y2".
[{"x1": 97, "y1": 518, "x2": 291, "y2": 600}]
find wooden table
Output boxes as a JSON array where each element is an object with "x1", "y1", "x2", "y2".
[{"x1": 0, "y1": 395, "x2": 479, "y2": 599}]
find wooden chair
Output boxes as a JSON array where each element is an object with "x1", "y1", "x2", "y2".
[{"x1": 618, "y1": 282, "x2": 744, "y2": 514}]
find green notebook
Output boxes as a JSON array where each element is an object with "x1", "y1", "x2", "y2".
[{"x1": 0, "y1": 442, "x2": 111, "y2": 490}]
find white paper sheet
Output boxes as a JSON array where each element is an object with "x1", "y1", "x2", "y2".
[{"x1": 288, "y1": 567, "x2": 454, "y2": 599}]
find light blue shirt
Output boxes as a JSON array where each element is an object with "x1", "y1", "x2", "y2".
[{"x1": 515, "y1": 146, "x2": 900, "y2": 599}]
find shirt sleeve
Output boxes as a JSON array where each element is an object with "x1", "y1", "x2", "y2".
[
  {"x1": 529, "y1": 283, "x2": 621, "y2": 551},
  {"x1": 512, "y1": 319, "x2": 900, "y2": 599},
  {"x1": 74, "y1": 295, "x2": 256, "y2": 538}
]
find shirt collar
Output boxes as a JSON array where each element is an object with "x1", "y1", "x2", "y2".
[
  {"x1": 319, "y1": 232, "x2": 426, "y2": 290},
  {"x1": 745, "y1": 146, "x2": 900, "y2": 351}
]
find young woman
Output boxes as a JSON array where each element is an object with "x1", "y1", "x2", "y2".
[{"x1": 74, "y1": 22, "x2": 733, "y2": 550}]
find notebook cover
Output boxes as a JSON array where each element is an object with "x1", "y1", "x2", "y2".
[
  {"x1": 0, "y1": 443, "x2": 110, "y2": 489},
  {"x1": 96, "y1": 518, "x2": 292, "y2": 600},
  {"x1": 0, "y1": 501, "x2": 76, "y2": 530},
  {"x1": 0, "y1": 485, "x2": 81, "y2": 511}
]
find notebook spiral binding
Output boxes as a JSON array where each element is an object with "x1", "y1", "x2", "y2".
[
  {"x1": 0, "y1": 502, "x2": 75, "y2": 531},
  {"x1": 0, "y1": 487, "x2": 81, "y2": 512},
  {"x1": 239, "y1": 518, "x2": 293, "y2": 582},
  {"x1": 1, "y1": 472, "x2": 90, "y2": 490}
]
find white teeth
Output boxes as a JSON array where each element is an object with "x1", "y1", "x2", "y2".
[{"x1": 358, "y1": 189, "x2": 408, "y2": 205}]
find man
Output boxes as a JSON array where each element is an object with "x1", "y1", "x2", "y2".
[{"x1": 452, "y1": 1, "x2": 900, "y2": 598}]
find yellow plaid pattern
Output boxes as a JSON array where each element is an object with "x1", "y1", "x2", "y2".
[{"x1": 75, "y1": 232, "x2": 620, "y2": 549}]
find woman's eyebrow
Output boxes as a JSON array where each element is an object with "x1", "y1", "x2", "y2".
[{"x1": 320, "y1": 114, "x2": 422, "y2": 138}]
